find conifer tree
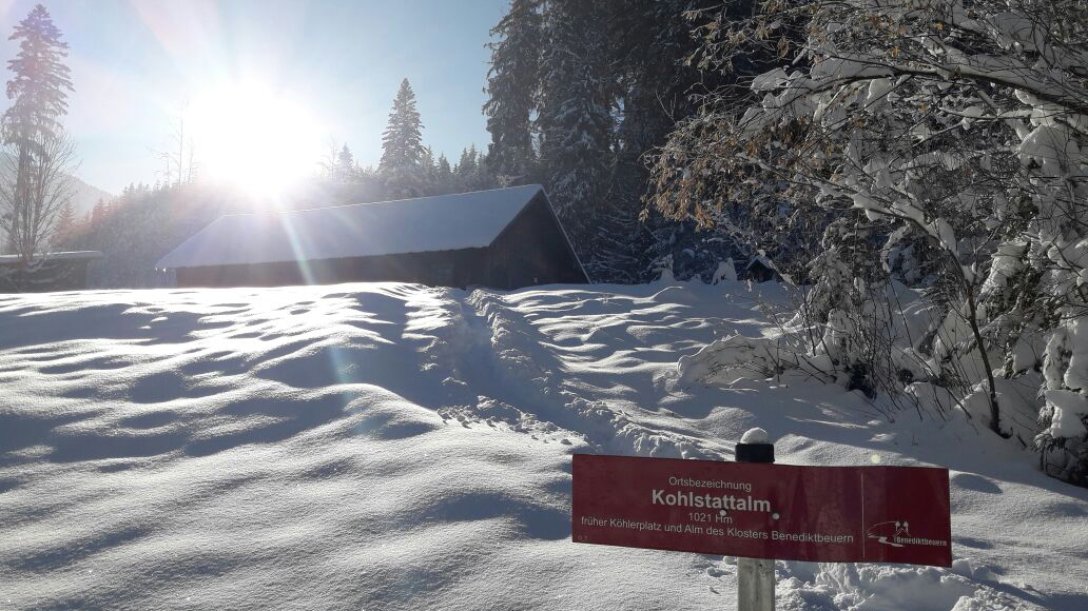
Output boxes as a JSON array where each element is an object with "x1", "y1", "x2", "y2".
[
  {"x1": 600, "y1": 0, "x2": 712, "y2": 282},
  {"x1": 0, "y1": 4, "x2": 74, "y2": 263},
  {"x1": 435, "y1": 154, "x2": 453, "y2": 192},
  {"x1": 455, "y1": 145, "x2": 479, "y2": 192},
  {"x1": 89, "y1": 198, "x2": 107, "y2": 228},
  {"x1": 51, "y1": 198, "x2": 75, "y2": 247},
  {"x1": 536, "y1": 0, "x2": 615, "y2": 268},
  {"x1": 336, "y1": 144, "x2": 355, "y2": 179},
  {"x1": 484, "y1": 0, "x2": 543, "y2": 184},
  {"x1": 379, "y1": 78, "x2": 425, "y2": 198},
  {"x1": 481, "y1": 0, "x2": 764, "y2": 282},
  {"x1": 419, "y1": 145, "x2": 438, "y2": 195}
]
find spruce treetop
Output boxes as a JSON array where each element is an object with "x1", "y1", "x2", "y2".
[
  {"x1": 379, "y1": 78, "x2": 424, "y2": 174},
  {"x1": 2, "y1": 4, "x2": 72, "y2": 146}
]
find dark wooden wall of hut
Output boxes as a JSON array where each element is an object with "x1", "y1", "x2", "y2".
[
  {"x1": 175, "y1": 249, "x2": 490, "y2": 288},
  {"x1": 486, "y1": 193, "x2": 588, "y2": 289},
  {"x1": 0, "y1": 258, "x2": 99, "y2": 292}
]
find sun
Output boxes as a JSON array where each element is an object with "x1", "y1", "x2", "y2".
[{"x1": 185, "y1": 84, "x2": 325, "y2": 200}]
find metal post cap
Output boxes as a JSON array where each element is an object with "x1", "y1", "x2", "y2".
[{"x1": 735, "y1": 442, "x2": 775, "y2": 464}]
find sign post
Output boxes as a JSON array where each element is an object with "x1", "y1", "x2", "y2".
[
  {"x1": 735, "y1": 429, "x2": 775, "y2": 611},
  {"x1": 571, "y1": 429, "x2": 952, "y2": 608}
]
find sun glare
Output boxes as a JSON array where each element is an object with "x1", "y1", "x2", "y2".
[{"x1": 185, "y1": 84, "x2": 325, "y2": 200}]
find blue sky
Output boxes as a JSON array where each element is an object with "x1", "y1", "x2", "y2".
[{"x1": 0, "y1": 0, "x2": 509, "y2": 193}]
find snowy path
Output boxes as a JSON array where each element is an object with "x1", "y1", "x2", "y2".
[{"x1": 1, "y1": 282, "x2": 1086, "y2": 610}]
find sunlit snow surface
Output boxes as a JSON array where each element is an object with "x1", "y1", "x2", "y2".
[{"x1": 1, "y1": 281, "x2": 1085, "y2": 610}]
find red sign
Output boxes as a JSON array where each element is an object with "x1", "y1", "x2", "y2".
[{"x1": 572, "y1": 454, "x2": 951, "y2": 566}]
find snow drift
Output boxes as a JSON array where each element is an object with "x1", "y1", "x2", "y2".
[{"x1": 1, "y1": 281, "x2": 1086, "y2": 610}]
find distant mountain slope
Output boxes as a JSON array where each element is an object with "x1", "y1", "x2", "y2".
[
  {"x1": 0, "y1": 156, "x2": 112, "y2": 220},
  {"x1": 66, "y1": 174, "x2": 113, "y2": 219}
]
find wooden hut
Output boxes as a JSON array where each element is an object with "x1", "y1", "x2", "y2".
[
  {"x1": 0, "y1": 251, "x2": 102, "y2": 292},
  {"x1": 155, "y1": 185, "x2": 588, "y2": 290}
]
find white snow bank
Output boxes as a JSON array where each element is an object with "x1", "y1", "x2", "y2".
[
  {"x1": 1, "y1": 280, "x2": 1086, "y2": 610},
  {"x1": 773, "y1": 561, "x2": 1037, "y2": 610},
  {"x1": 678, "y1": 333, "x2": 798, "y2": 386}
]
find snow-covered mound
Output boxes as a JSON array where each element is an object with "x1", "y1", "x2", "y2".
[{"x1": 1, "y1": 281, "x2": 1086, "y2": 610}]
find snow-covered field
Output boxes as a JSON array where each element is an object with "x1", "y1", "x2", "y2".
[{"x1": 1, "y1": 281, "x2": 1086, "y2": 610}]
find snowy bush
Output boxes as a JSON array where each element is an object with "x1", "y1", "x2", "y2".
[
  {"x1": 649, "y1": 0, "x2": 1088, "y2": 484},
  {"x1": 1039, "y1": 324, "x2": 1088, "y2": 485},
  {"x1": 681, "y1": 279, "x2": 940, "y2": 414}
]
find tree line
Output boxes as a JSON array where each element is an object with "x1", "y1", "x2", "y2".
[
  {"x1": 328, "y1": 79, "x2": 497, "y2": 200},
  {"x1": 482, "y1": 0, "x2": 769, "y2": 283}
]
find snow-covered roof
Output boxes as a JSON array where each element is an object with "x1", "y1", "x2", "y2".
[{"x1": 156, "y1": 185, "x2": 546, "y2": 270}]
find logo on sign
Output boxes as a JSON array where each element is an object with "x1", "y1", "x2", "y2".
[{"x1": 867, "y1": 520, "x2": 948, "y2": 549}]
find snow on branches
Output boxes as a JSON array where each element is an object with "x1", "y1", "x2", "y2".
[{"x1": 649, "y1": 0, "x2": 1088, "y2": 484}]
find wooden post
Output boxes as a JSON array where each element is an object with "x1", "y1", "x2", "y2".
[{"x1": 736, "y1": 428, "x2": 775, "y2": 611}]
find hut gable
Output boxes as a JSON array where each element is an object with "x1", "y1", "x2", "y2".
[{"x1": 156, "y1": 185, "x2": 588, "y2": 289}]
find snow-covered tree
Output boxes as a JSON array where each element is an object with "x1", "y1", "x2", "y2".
[
  {"x1": 0, "y1": 4, "x2": 75, "y2": 265},
  {"x1": 595, "y1": 0, "x2": 706, "y2": 283},
  {"x1": 649, "y1": 0, "x2": 1088, "y2": 482},
  {"x1": 537, "y1": 0, "x2": 615, "y2": 268},
  {"x1": 453, "y1": 145, "x2": 494, "y2": 193},
  {"x1": 484, "y1": 0, "x2": 542, "y2": 185},
  {"x1": 379, "y1": 78, "x2": 425, "y2": 198},
  {"x1": 335, "y1": 144, "x2": 356, "y2": 180},
  {"x1": 50, "y1": 198, "x2": 75, "y2": 247},
  {"x1": 435, "y1": 154, "x2": 453, "y2": 191},
  {"x1": 479, "y1": 0, "x2": 774, "y2": 282}
]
